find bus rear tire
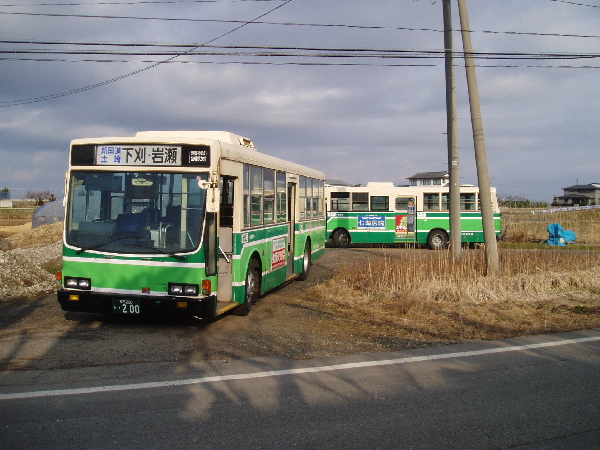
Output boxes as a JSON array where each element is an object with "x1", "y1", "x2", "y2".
[
  {"x1": 234, "y1": 258, "x2": 260, "y2": 316},
  {"x1": 332, "y1": 229, "x2": 350, "y2": 248},
  {"x1": 297, "y1": 242, "x2": 311, "y2": 281},
  {"x1": 427, "y1": 230, "x2": 448, "y2": 250}
]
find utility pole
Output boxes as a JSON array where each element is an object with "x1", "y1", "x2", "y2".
[
  {"x1": 456, "y1": 0, "x2": 499, "y2": 275},
  {"x1": 443, "y1": 0, "x2": 461, "y2": 261}
]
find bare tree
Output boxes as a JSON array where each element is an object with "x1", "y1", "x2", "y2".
[{"x1": 26, "y1": 190, "x2": 56, "y2": 206}]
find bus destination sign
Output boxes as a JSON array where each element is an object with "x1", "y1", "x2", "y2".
[{"x1": 96, "y1": 145, "x2": 182, "y2": 166}]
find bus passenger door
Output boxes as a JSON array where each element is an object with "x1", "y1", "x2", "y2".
[
  {"x1": 287, "y1": 182, "x2": 296, "y2": 278},
  {"x1": 217, "y1": 176, "x2": 235, "y2": 302},
  {"x1": 394, "y1": 196, "x2": 416, "y2": 245}
]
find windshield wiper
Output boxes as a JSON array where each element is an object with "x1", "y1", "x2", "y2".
[
  {"x1": 75, "y1": 235, "x2": 139, "y2": 255},
  {"x1": 122, "y1": 243, "x2": 186, "y2": 260},
  {"x1": 75, "y1": 236, "x2": 186, "y2": 260}
]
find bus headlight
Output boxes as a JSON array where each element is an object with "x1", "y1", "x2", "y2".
[
  {"x1": 64, "y1": 277, "x2": 91, "y2": 290},
  {"x1": 184, "y1": 285, "x2": 198, "y2": 295},
  {"x1": 169, "y1": 284, "x2": 183, "y2": 294},
  {"x1": 168, "y1": 283, "x2": 199, "y2": 296}
]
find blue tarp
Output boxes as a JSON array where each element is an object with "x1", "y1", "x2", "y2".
[
  {"x1": 547, "y1": 223, "x2": 577, "y2": 246},
  {"x1": 32, "y1": 199, "x2": 64, "y2": 228}
]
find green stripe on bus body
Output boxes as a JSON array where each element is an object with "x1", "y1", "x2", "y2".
[{"x1": 62, "y1": 258, "x2": 208, "y2": 293}]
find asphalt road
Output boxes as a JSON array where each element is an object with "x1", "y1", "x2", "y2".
[{"x1": 1, "y1": 330, "x2": 599, "y2": 449}]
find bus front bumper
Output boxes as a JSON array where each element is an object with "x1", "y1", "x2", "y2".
[{"x1": 57, "y1": 288, "x2": 216, "y2": 318}]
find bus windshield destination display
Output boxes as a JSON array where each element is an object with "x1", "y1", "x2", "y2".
[{"x1": 96, "y1": 145, "x2": 182, "y2": 166}]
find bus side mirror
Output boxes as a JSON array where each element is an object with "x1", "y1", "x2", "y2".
[{"x1": 199, "y1": 174, "x2": 219, "y2": 213}]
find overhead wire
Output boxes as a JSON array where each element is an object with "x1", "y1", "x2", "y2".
[
  {"x1": 2, "y1": 1, "x2": 599, "y2": 106},
  {"x1": 2, "y1": 42, "x2": 599, "y2": 61},
  {"x1": 2, "y1": 9, "x2": 600, "y2": 40},
  {"x1": 549, "y1": 0, "x2": 600, "y2": 8},
  {"x1": 0, "y1": 0, "x2": 294, "y2": 107},
  {"x1": 3, "y1": 56, "x2": 599, "y2": 70}
]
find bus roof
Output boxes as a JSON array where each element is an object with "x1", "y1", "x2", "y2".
[
  {"x1": 69, "y1": 131, "x2": 325, "y2": 180},
  {"x1": 134, "y1": 131, "x2": 255, "y2": 149}
]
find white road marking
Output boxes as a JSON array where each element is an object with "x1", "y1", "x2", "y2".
[{"x1": 2, "y1": 336, "x2": 599, "y2": 400}]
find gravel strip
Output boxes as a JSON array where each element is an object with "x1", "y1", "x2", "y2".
[{"x1": 0, "y1": 241, "x2": 62, "y2": 302}]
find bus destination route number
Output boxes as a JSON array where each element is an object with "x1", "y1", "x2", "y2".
[{"x1": 112, "y1": 299, "x2": 141, "y2": 315}]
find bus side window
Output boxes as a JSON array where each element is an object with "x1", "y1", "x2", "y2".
[
  {"x1": 351, "y1": 192, "x2": 368, "y2": 211},
  {"x1": 461, "y1": 193, "x2": 476, "y2": 211},
  {"x1": 330, "y1": 192, "x2": 350, "y2": 211},
  {"x1": 423, "y1": 193, "x2": 440, "y2": 211},
  {"x1": 370, "y1": 196, "x2": 389, "y2": 211},
  {"x1": 276, "y1": 171, "x2": 287, "y2": 222},
  {"x1": 220, "y1": 176, "x2": 235, "y2": 227}
]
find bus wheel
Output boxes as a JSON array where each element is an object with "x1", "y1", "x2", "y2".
[
  {"x1": 297, "y1": 242, "x2": 311, "y2": 281},
  {"x1": 234, "y1": 259, "x2": 260, "y2": 316},
  {"x1": 332, "y1": 229, "x2": 350, "y2": 248},
  {"x1": 427, "y1": 230, "x2": 448, "y2": 250}
]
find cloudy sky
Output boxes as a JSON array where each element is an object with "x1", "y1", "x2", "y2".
[{"x1": 1, "y1": 0, "x2": 599, "y2": 202}]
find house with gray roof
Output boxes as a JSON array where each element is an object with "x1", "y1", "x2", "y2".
[
  {"x1": 407, "y1": 171, "x2": 449, "y2": 187},
  {"x1": 555, "y1": 183, "x2": 600, "y2": 206}
]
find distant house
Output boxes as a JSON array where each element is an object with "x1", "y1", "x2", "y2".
[
  {"x1": 407, "y1": 171, "x2": 449, "y2": 187},
  {"x1": 555, "y1": 183, "x2": 600, "y2": 206}
]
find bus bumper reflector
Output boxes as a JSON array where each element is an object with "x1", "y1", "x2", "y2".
[
  {"x1": 69, "y1": 294, "x2": 80, "y2": 301},
  {"x1": 176, "y1": 301, "x2": 188, "y2": 309}
]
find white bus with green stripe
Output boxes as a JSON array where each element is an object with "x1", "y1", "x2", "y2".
[
  {"x1": 58, "y1": 131, "x2": 325, "y2": 318},
  {"x1": 326, "y1": 182, "x2": 501, "y2": 249}
]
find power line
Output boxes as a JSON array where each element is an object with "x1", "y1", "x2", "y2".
[
  {"x1": 2, "y1": 43, "x2": 599, "y2": 61},
  {"x1": 3, "y1": 57, "x2": 599, "y2": 69},
  {"x1": 0, "y1": 0, "x2": 294, "y2": 107},
  {"x1": 3, "y1": 2, "x2": 599, "y2": 107},
  {"x1": 549, "y1": 0, "x2": 600, "y2": 8},
  {"x1": 2, "y1": 10, "x2": 600, "y2": 40}
]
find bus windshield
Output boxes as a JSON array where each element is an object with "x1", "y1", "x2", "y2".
[{"x1": 66, "y1": 171, "x2": 208, "y2": 255}]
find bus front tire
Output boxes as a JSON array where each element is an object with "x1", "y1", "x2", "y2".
[
  {"x1": 427, "y1": 230, "x2": 448, "y2": 250},
  {"x1": 332, "y1": 229, "x2": 350, "y2": 248},
  {"x1": 234, "y1": 259, "x2": 261, "y2": 316},
  {"x1": 297, "y1": 242, "x2": 311, "y2": 281}
]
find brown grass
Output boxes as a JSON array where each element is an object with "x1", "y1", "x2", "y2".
[
  {"x1": 308, "y1": 248, "x2": 600, "y2": 343},
  {"x1": 502, "y1": 207, "x2": 600, "y2": 244},
  {"x1": 0, "y1": 206, "x2": 37, "y2": 227}
]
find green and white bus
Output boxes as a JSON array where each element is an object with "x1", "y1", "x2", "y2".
[
  {"x1": 57, "y1": 131, "x2": 326, "y2": 318},
  {"x1": 326, "y1": 182, "x2": 501, "y2": 249}
]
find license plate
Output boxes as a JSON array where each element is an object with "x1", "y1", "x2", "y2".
[{"x1": 112, "y1": 299, "x2": 141, "y2": 315}]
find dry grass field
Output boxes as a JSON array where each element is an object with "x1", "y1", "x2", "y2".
[
  {"x1": 306, "y1": 207, "x2": 600, "y2": 343},
  {"x1": 0, "y1": 201, "x2": 37, "y2": 230},
  {"x1": 501, "y1": 207, "x2": 600, "y2": 244},
  {"x1": 309, "y1": 245, "x2": 600, "y2": 343}
]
